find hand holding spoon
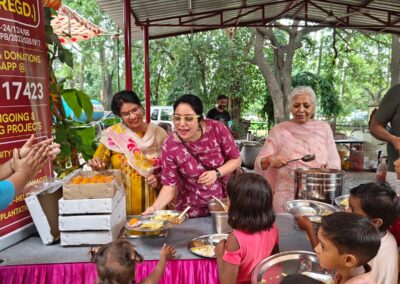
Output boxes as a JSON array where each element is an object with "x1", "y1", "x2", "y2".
[{"x1": 287, "y1": 153, "x2": 316, "y2": 164}]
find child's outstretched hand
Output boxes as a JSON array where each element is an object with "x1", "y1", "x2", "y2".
[
  {"x1": 160, "y1": 243, "x2": 176, "y2": 260},
  {"x1": 295, "y1": 215, "x2": 313, "y2": 233},
  {"x1": 295, "y1": 215, "x2": 319, "y2": 249},
  {"x1": 214, "y1": 239, "x2": 226, "y2": 258}
]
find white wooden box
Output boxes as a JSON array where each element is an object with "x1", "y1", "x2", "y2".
[
  {"x1": 60, "y1": 223, "x2": 124, "y2": 246},
  {"x1": 59, "y1": 188, "x2": 123, "y2": 215},
  {"x1": 59, "y1": 195, "x2": 125, "y2": 231},
  {"x1": 25, "y1": 180, "x2": 63, "y2": 245}
]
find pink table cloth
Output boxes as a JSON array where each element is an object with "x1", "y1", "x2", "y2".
[{"x1": 0, "y1": 259, "x2": 218, "y2": 284}]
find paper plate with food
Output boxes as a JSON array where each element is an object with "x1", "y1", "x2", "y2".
[{"x1": 188, "y1": 234, "x2": 228, "y2": 258}]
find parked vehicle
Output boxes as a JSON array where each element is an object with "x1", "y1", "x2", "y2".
[
  {"x1": 150, "y1": 106, "x2": 173, "y2": 128},
  {"x1": 62, "y1": 98, "x2": 105, "y2": 122}
]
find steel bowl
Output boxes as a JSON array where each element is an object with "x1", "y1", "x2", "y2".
[{"x1": 251, "y1": 250, "x2": 333, "y2": 284}]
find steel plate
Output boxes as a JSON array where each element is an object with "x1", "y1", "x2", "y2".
[
  {"x1": 251, "y1": 251, "x2": 333, "y2": 284},
  {"x1": 334, "y1": 195, "x2": 349, "y2": 211},
  {"x1": 284, "y1": 200, "x2": 340, "y2": 218},
  {"x1": 188, "y1": 233, "x2": 228, "y2": 258}
]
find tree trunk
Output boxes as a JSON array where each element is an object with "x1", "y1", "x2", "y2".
[
  {"x1": 105, "y1": 72, "x2": 113, "y2": 109},
  {"x1": 317, "y1": 34, "x2": 323, "y2": 76},
  {"x1": 390, "y1": 34, "x2": 400, "y2": 86},
  {"x1": 195, "y1": 53, "x2": 208, "y2": 100},
  {"x1": 251, "y1": 25, "x2": 320, "y2": 123},
  {"x1": 154, "y1": 65, "x2": 164, "y2": 104},
  {"x1": 231, "y1": 97, "x2": 242, "y2": 123},
  {"x1": 340, "y1": 60, "x2": 348, "y2": 100},
  {"x1": 99, "y1": 44, "x2": 114, "y2": 108},
  {"x1": 253, "y1": 29, "x2": 285, "y2": 123}
]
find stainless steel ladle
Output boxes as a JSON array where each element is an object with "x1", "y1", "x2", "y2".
[{"x1": 287, "y1": 153, "x2": 316, "y2": 163}]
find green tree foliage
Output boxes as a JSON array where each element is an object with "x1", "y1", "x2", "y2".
[
  {"x1": 57, "y1": 1, "x2": 394, "y2": 127},
  {"x1": 292, "y1": 72, "x2": 341, "y2": 119}
]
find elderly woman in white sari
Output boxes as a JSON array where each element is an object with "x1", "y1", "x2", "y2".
[
  {"x1": 88, "y1": 90, "x2": 167, "y2": 215},
  {"x1": 255, "y1": 86, "x2": 341, "y2": 213}
]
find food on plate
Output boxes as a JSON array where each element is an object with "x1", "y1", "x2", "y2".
[
  {"x1": 192, "y1": 240, "x2": 207, "y2": 247},
  {"x1": 169, "y1": 217, "x2": 184, "y2": 225},
  {"x1": 339, "y1": 198, "x2": 349, "y2": 207},
  {"x1": 309, "y1": 216, "x2": 322, "y2": 223},
  {"x1": 127, "y1": 218, "x2": 141, "y2": 228},
  {"x1": 321, "y1": 210, "x2": 333, "y2": 216},
  {"x1": 152, "y1": 210, "x2": 180, "y2": 221},
  {"x1": 139, "y1": 220, "x2": 164, "y2": 230},
  {"x1": 190, "y1": 244, "x2": 215, "y2": 258},
  {"x1": 70, "y1": 174, "x2": 114, "y2": 184}
]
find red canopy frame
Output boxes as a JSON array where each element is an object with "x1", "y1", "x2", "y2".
[{"x1": 118, "y1": 0, "x2": 400, "y2": 122}]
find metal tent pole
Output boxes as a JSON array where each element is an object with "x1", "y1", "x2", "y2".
[
  {"x1": 123, "y1": 0, "x2": 133, "y2": 90},
  {"x1": 143, "y1": 25, "x2": 151, "y2": 123}
]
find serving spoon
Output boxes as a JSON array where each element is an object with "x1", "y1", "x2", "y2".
[
  {"x1": 170, "y1": 206, "x2": 191, "y2": 225},
  {"x1": 287, "y1": 153, "x2": 316, "y2": 164},
  {"x1": 212, "y1": 195, "x2": 229, "y2": 212}
]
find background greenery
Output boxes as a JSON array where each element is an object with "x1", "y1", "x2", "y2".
[{"x1": 57, "y1": 0, "x2": 393, "y2": 126}]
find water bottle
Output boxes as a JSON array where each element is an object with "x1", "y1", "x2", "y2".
[
  {"x1": 376, "y1": 158, "x2": 387, "y2": 183},
  {"x1": 349, "y1": 145, "x2": 363, "y2": 171}
]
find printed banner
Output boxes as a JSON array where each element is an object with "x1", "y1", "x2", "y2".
[{"x1": 0, "y1": 0, "x2": 52, "y2": 242}]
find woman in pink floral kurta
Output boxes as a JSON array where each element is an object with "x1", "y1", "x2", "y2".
[
  {"x1": 144, "y1": 95, "x2": 241, "y2": 217},
  {"x1": 255, "y1": 86, "x2": 341, "y2": 213}
]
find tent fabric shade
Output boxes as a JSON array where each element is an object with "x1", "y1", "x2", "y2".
[{"x1": 51, "y1": 4, "x2": 107, "y2": 44}]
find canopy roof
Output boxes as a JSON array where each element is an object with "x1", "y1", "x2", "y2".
[
  {"x1": 96, "y1": 0, "x2": 400, "y2": 40},
  {"x1": 52, "y1": 4, "x2": 107, "y2": 44}
]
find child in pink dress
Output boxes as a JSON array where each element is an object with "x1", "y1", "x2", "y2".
[{"x1": 215, "y1": 173, "x2": 279, "y2": 284}]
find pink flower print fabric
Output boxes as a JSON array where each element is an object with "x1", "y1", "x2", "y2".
[{"x1": 161, "y1": 119, "x2": 240, "y2": 217}]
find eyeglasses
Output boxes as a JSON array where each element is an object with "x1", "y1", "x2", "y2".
[
  {"x1": 120, "y1": 107, "x2": 141, "y2": 118},
  {"x1": 172, "y1": 115, "x2": 200, "y2": 124}
]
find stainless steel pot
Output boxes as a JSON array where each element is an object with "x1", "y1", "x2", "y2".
[
  {"x1": 294, "y1": 168, "x2": 345, "y2": 205},
  {"x1": 240, "y1": 141, "x2": 262, "y2": 169}
]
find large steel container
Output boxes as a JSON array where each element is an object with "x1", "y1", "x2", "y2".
[
  {"x1": 240, "y1": 141, "x2": 262, "y2": 169},
  {"x1": 294, "y1": 168, "x2": 344, "y2": 205}
]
